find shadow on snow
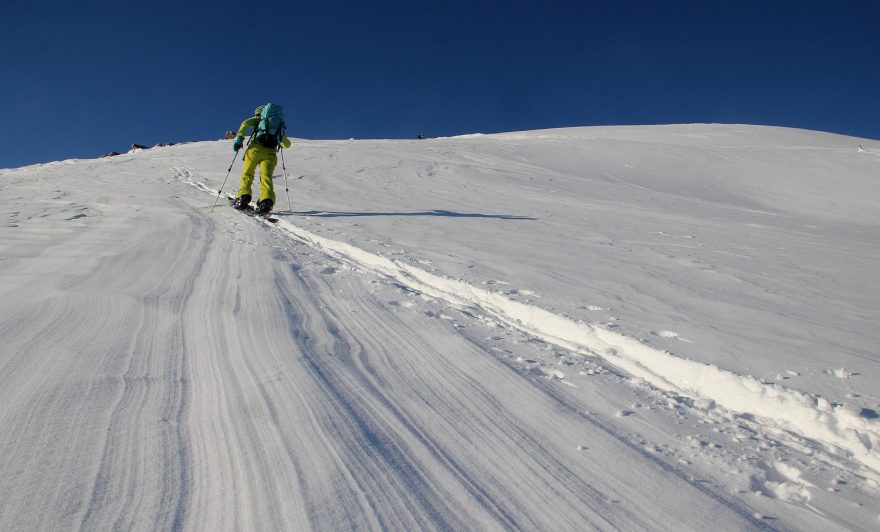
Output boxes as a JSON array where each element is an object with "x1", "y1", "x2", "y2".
[{"x1": 276, "y1": 209, "x2": 537, "y2": 220}]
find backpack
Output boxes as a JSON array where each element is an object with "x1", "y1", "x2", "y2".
[{"x1": 254, "y1": 103, "x2": 285, "y2": 149}]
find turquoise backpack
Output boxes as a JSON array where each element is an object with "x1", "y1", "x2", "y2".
[{"x1": 255, "y1": 103, "x2": 286, "y2": 149}]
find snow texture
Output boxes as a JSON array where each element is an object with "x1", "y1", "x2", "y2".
[{"x1": 1, "y1": 124, "x2": 879, "y2": 530}]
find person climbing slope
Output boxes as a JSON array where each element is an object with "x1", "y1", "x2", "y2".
[{"x1": 231, "y1": 103, "x2": 292, "y2": 215}]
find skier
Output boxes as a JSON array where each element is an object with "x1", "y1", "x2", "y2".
[{"x1": 231, "y1": 105, "x2": 292, "y2": 215}]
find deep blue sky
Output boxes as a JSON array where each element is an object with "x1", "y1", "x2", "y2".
[{"x1": 1, "y1": 0, "x2": 878, "y2": 168}]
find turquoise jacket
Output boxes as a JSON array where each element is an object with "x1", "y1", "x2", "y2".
[{"x1": 237, "y1": 116, "x2": 292, "y2": 150}]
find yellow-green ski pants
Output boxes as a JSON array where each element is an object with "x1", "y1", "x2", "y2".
[{"x1": 237, "y1": 144, "x2": 277, "y2": 203}]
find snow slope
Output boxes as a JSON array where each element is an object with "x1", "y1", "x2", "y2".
[{"x1": 1, "y1": 124, "x2": 878, "y2": 530}]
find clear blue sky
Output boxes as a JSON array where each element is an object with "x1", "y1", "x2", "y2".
[{"x1": 1, "y1": 0, "x2": 878, "y2": 168}]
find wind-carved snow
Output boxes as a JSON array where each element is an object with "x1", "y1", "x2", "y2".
[{"x1": 4, "y1": 124, "x2": 880, "y2": 531}]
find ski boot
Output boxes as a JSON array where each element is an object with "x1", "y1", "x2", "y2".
[
  {"x1": 233, "y1": 194, "x2": 252, "y2": 210},
  {"x1": 255, "y1": 198, "x2": 274, "y2": 216}
]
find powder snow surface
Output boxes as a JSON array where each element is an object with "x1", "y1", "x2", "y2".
[{"x1": 1, "y1": 124, "x2": 878, "y2": 530}]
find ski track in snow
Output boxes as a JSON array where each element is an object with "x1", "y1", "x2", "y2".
[
  {"x1": 179, "y1": 177, "x2": 755, "y2": 530},
  {"x1": 184, "y1": 149, "x2": 877, "y2": 528},
  {"x1": 2, "y1": 126, "x2": 879, "y2": 531}
]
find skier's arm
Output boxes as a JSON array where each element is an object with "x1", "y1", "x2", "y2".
[
  {"x1": 236, "y1": 117, "x2": 260, "y2": 139},
  {"x1": 281, "y1": 135, "x2": 292, "y2": 149}
]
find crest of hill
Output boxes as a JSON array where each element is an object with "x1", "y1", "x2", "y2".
[{"x1": 443, "y1": 124, "x2": 879, "y2": 226}]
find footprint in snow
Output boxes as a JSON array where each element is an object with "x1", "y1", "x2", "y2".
[
  {"x1": 749, "y1": 461, "x2": 813, "y2": 505},
  {"x1": 652, "y1": 330, "x2": 693, "y2": 343}
]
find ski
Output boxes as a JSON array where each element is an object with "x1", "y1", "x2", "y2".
[{"x1": 227, "y1": 195, "x2": 279, "y2": 223}]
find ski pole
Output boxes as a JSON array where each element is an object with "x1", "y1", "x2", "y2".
[
  {"x1": 210, "y1": 150, "x2": 240, "y2": 212},
  {"x1": 280, "y1": 146, "x2": 291, "y2": 212}
]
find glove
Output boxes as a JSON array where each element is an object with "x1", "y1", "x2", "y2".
[{"x1": 233, "y1": 136, "x2": 244, "y2": 152}]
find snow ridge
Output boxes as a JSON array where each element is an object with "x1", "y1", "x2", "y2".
[{"x1": 271, "y1": 218, "x2": 880, "y2": 476}]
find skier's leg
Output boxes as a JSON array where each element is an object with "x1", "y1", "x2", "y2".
[
  {"x1": 257, "y1": 153, "x2": 277, "y2": 211},
  {"x1": 236, "y1": 149, "x2": 258, "y2": 207}
]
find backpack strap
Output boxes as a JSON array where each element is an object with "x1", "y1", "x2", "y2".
[{"x1": 275, "y1": 123, "x2": 286, "y2": 152}]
